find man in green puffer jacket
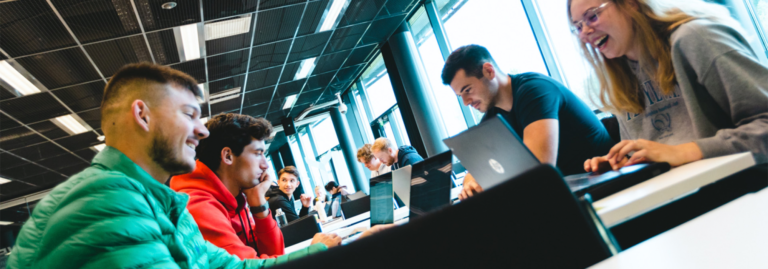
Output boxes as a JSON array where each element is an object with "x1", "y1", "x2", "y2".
[{"x1": 6, "y1": 63, "x2": 339, "y2": 269}]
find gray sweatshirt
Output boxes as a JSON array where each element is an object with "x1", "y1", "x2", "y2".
[{"x1": 619, "y1": 19, "x2": 768, "y2": 164}]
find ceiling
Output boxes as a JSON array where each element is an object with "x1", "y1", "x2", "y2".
[{"x1": 0, "y1": 0, "x2": 419, "y2": 201}]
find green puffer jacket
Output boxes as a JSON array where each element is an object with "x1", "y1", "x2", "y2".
[{"x1": 7, "y1": 146, "x2": 326, "y2": 268}]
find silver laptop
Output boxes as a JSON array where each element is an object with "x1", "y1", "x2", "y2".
[
  {"x1": 392, "y1": 165, "x2": 412, "y2": 208},
  {"x1": 443, "y1": 114, "x2": 540, "y2": 190}
]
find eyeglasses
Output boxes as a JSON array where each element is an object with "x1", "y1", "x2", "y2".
[{"x1": 571, "y1": 2, "x2": 612, "y2": 34}]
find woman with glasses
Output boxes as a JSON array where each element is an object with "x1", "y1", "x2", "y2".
[{"x1": 569, "y1": 0, "x2": 768, "y2": 172}]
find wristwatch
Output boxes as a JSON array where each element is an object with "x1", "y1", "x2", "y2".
[{"x1": 251, "y1": 201, "x2": 269, "y2": 215}]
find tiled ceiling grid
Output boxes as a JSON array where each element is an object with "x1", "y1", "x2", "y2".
[{"x1": 0, "y1": 0, "x2": 419, "y2": 199}]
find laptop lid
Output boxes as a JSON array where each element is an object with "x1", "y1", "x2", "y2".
[
  {"x1": 370, "y1": 172, "x2": 394, "y2": 225},
  {"x1": 409, "y1": 150, "x2": 453, "y2": 219},
  {"x1": 443, "y1": 114, "x2": 540, "y2": 190},
  {"x1": 392, "y1": 165, "x2": 412, "y2": 208}
]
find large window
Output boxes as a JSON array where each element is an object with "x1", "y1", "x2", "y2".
[
  {"x1": 289, "y1": 137, "x2": 313, "y2": 196},
  {"x1": 754, "y1": 0, "x2": 768, "y2": 37},
  {"x1": 360, "y1": 54, "x2": 398, "y2": 119},
  {"x1": 311, "y1": 118, "x2": 340, "y2": 155}
]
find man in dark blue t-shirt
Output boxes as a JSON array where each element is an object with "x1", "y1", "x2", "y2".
[{"x1": 441, "y1": 45, "x2": 614, "y2": 200}]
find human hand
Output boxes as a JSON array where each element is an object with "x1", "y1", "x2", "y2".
[
  {"x1": 583, "y1": 155, "x2": 626, "y2": 173},
  {"x1": 607, "y1": 140, "x2": 702, "y2": 168},
  {"x1": 458, "y1": 173, "x2": 483, "y2": 200},
  {"x1": 244, "y1": 171, "x2": 272, "y2": 208},
  {"x1": 310, "y1": 233, "x2": 341, "y2": 248},
  {"x1": 300, "y1": 194, "x2": 312, "y2": 208},
  {"x1": 359, "y1": 224, "x2": 395, "y2": 239}
]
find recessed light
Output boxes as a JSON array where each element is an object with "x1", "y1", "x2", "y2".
[
  {"x1": 180, "y1": 23, "x2": 201, "y2": 61},
  {"x1": 0, "y1": 177, "x2": 11, "y2": 185},
  {"x1": 319, "y1": 0, "x2": 347, "y2": 32},
  {"x1": 0, "y1": 61, "x2": 41, "y2": 96},
  {"x1": 162, "y1": 2, "x2": 177, "y2": 9},
  {"x1": 92, "y1": 144, "x2": 106, "y2": 152},
  {"x1": 283, "y1": 94, "x2": 298, "y2": 110},
  {"x1": 53, "y1": 115, "x2": 89, "y2": 135},
  {"x1": 0, "y1": 221, "x2": 13, "y2": 226},
  {"x1": 205, "y1": 14, "x2": 252, "y2": 40},
  {"x1": 295, "y1": 58, "x2": 316, "y2": 80}
]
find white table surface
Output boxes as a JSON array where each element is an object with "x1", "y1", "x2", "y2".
[
  {"x1": 594, "y1": 152, "x2": 755, "y2": 227},
  {"x1": 589, "y1": 187, "x2": 768, "y2": 269}
]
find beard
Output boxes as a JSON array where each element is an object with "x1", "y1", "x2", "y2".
[{"x1": 149, "y1": 129, "x2": 194, "y2": 176}]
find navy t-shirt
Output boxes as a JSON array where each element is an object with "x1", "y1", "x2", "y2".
[{"x1": 481, "y1": 73, "x2": 614, "y2": 175}]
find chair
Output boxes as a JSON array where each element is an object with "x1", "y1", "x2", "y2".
[
  {"x1": 273, "y1": 165, "x2": 617, "y2": 269},
  {"x1": 339, "y1": 195, "x2": 370, "y2": 219},
  {"x1": 280, "y1": 212, "x2": 321, "y2": 246}
]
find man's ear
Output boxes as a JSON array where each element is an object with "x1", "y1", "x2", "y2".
[
  {"x1": 483, "y1": 62, "x2": 496, "y2": 80},
  {"x1": 132, "y1": 100, "x2": 151, "y2": 132},
  {"x1": 221, "y1": 147, "x2": 234, "y2": 166}
]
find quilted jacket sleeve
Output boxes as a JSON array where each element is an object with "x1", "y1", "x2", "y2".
[{"x1": 205, "y1": 241, "x2": 328, "y2": 269}]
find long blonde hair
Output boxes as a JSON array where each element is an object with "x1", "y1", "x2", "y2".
[{"x1": 568, "y1": 0, "x2": 738, "y2": 114}]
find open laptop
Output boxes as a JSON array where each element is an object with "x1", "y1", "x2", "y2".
[
  {"x1": 370, "y1": 172, "x2": 394, "y2": 225},
  {"x1": 444, "y1": 114, "x2": 669, "y2": 197},
  {"x1": 408, "y1": 150, "x2": 453, "y2": 219}
]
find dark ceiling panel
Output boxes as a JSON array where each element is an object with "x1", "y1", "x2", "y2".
[
  {"x1": 84, "y1": 36, "x2": 153, "y2": 77},
  {"x1": 296, "y1": 88, "x2": 323, "y2": 105},
  {"x1": 241, "y1": 102, "x2": 269, "y2": 117},
  {"x1": 0, "y1": 113, "x2": 22, "y2": 131},
  {"x1": 203, "y1": 0, "x2": 258, "y2": 21},
  {"x1": 0, "y1": 181, "x2": 34, "y2": 197},
  {"x1": 335, "y1": 64, "x2": 364, "y2": 83},
  {"x1": 0, "y1": 126, "x2": 47, "y2": 151},
  {"x1": 134, "y1": 0, "x2": 201, "y2": 31},
  {"x1": 201, "y1": 102, "x2": 210, "y2": 118},
  {"x1": 317, "y1": 90, "x2": 337, "y2": 103},
  {"x1": 211, "y1": 97, "x2": 242, "y2": 115},
  {"x1": 306, "y1": 71, "x2": 335, "y2": 90},
  {"x1": 296, "y1": 0, "x2": 329, "y2": 36},
  {"x1": 287, "y1": 31, "x2": 332, "y2": 62},
  {"x1": 249, "y1": 40, "x2": 291, "y2": 71},
  {"x1": 21, "y1": 171, "x2": 68, "y2": 186},
  {"x1": 338, "y1": 0, "x2": 385, "y2": 27},
  {"x1": 252, "y1": 4, "x2": 303, "y2": 46},
  {"x1": 53, "y1": 0, "x2": 142, "y2": 43},
  {"x1": 361, "y1": 14, "x2": 406, "y2": 45},
  {"x1": 9, "y1": 142, "x2": 69, "y2": 162},
  {"x1": 0, "y1": 0, "x2": 77, "y2": 57},
  {"x1": 277, "y1": 79, "x2": 306, "y2": 97},
  {"x1": 279, "y1": 62, "x2": 301, "y2": 83},
  {"x1": 328, "y1": 78, "x2": 353, "y2": 94},
  {"x1": 245, "y1": 66, "x2": 281, "y2": 91},
  {"x1": 28, "y1": 121, "x2": 70, "y2": 140},
  {"x1": 54, "y1": 132, "x2": 99, "y2": 152},
  {"x1": 36, "y1": 153, "x2": 85, "y2": 171},
  {"x1": 0, "y1": 86, "x2": 18, "y2": 101},
  {"x1": 290, "y1": 103, "x2": 312, "y2": 117},
  {"x1": 73, "y1": 148, "x2": 98, "y2": 162},
  {"x1": 0, "y1": 93, "x2": 70, "y2": 124},
  {"x1": 0, "y1": 153, "x2": 30, "y2": 171},
  {"x1": 266, "y1": 111, "x2": 286, "y2": 125},
  {"x1": 1, "y1": 162, "x2": 45, "y2": 182},
  {"x1": 259, "y1": 0, "x2": 305, "y2": 10},
  {"x1": 313, "y1": 49, "x2": 351, "y2": 74},
  {"x1": 170, "y1": 59, "x2": 206, "y2": 82},
  {"x1": 57, "y1": 162, "x2": 91, "y2": 176},
  {"x1": 15, "y1": 48, "x2": 102, "y2": 89},
  {"x1": 146, "y1": 29, "x2": 181, "y2": 65},
  {"x1": 207, "y1": 50, "x2": 249, "y2": 81},
  {"x1": 268, "y1": 98, "x2": 287, "y2": 113},
  {"x1": 243, "y1": 87, "x2": 275, "y2": 107},
  {"x1": 343, "y1": 44, "x2": 377, "y2": 67},
  {"x1": 209, "y1": 75, "x2": 245, "y2": 96},
  {"x1": 327, "y1": 23, "x2": 367, "y2": 53},
  {"x1": 51, "y1": 80, "x2": 106, "y2": 113},
  {"x1": 382, "y1": 0, "x2": 419, "y2": 17},
  {"x1": 77, "y1": 109, "x2": 102, "y2": 130}
]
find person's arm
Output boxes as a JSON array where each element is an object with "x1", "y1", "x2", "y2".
[
  {"x1": 245, "y1": 176, "x2": 285, "y2": 257},
  {"x1": 205, "y1": 240, "x2": 328, "y2": 269},
  {"x1": 522, "y1": 119, "x2": 559, "y2": 165},
  {"x1": 272, "y1": 197, "x2": 300, "y2": 222}
]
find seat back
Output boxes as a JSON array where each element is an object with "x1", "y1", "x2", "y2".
[{"x1": 280, "y1": 212, "x2": 320, "y2": 246}]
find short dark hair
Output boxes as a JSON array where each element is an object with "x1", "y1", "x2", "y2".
[
  {"x1": 325, "y1": 181, "x2": 339, "y2": 192},
  {"x1": 102, "y1": 63, "x2": 201, "y2": 119},
  {"x1": 278, "y1": 166, "x2": 300, "y2": 180},
  {"x1": 441, "y1": 45, "x2": 499, "y2": 85},
  {"x1": 196, "y1": 113, "x2": 273, "y2": 171}
]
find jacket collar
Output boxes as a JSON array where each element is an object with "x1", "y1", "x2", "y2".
[{"x1": 92, "y1": 146, "x2": 189, "y2": 216}]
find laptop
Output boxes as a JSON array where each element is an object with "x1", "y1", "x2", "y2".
[
  {"x1": 370, "y1": 172, "x2": 394, "y2": 225},
  {"x1": 392, "y1": 165, "x2": 412, "y2": 208},
  {"x1": 444, "y1": 114, "x2": 669, "y2": 197},
  {"x1": 408, "y1": 150, "x2": 453, "y2": 219}
]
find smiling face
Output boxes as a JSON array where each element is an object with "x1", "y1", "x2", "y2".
[
  {"x1": 360, "y1": 156, "x2": 382, "y2": 172},
  {"x1": 148, "y1": 84, "x2": 209, "y2": 175},
  {"x1": 229, "y1": 138, "x2": 269, "y2": 189},
  {"x1": 372, "y1": 147, "x2": 396, "y2": 166},
  {"x1": 449, "y1": 66, "x2": 498, "y2": 113},
  {"x1": 570, "y1": 0, "x2": 637, "y2": 60},
  {"x1": 278, "y1": 173, "x2": 300, "y2": 196}
]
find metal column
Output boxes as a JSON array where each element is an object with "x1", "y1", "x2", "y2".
[{"x1": 329, "y1": 106, "x2": 369, "y2": 194}]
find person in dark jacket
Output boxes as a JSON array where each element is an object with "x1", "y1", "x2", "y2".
[
  {"x1": 267, "y1": 166, "x2": 311, "y2": 223},
  {"x1": 371, "y1": 137, "x2": 424, "y2": 170}
]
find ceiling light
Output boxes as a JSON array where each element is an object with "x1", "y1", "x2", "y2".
[
  {"x1": 209, "y1": 87, "x2": 241, "y2": 104},
  {"x1": 97, "y1": 135, "x2": 105, "y2": 141},
  {"x1": 295, "y1": 58, "x2": 316, "y2": 80},
  {"x1": 283, "y1": 94, "x2": 298, "y2": 110},
  {"x1": 205, "y1": 14, "x2": 252, "y2": 40},
  {"x1": 0, "y1": 177, "x2": 11, "y2": 184},
  {"x1": 201, "y1": 117, "x2": 209, "y2": 124},
  {"x1": 92, "y1": 144, "x2": 106, "y2": 152},
  {"x1": 161, "y1": 2, "x2": 177, "y2": 9},
  {"x1": 0, "y1": 221, "x2": 13, "y2": 225},
  {"x1": 53, "y1": 115, "x2": 89, "y2": 135},
  {"x1": 198, "y1": 83, "x2": 206, "y2": 103},
  {"x1": 180, "y1": 23, "x2": 200, "y2": 61},
  {"x1": 0, "y1": 61, "x2": 41, "y2": 96},
  {"x1": 319, "y1": 0, "x2": 347, "y2": 32}
]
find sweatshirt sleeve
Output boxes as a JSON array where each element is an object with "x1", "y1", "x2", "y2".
[
  {"x1": 673, "y1": 22, "x2": 768, "y2": 163},
  {"x1": 251, "y1": 210, "x2": 286, "y2": 256},
  {"x1": 184, "y1": 190, "x2": 260, "y2": 260}
]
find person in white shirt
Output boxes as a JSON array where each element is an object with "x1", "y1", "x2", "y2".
[{"x1": 357, "y1": 144, "x2": 391, "y2": 178}]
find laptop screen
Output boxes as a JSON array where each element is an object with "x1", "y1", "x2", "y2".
[
  {"x1": 409, "y1": 151, "x2": 453, "y2": 219},
  {"x1": 370, "y1": 172, "x2": 394, "y2": 225}
]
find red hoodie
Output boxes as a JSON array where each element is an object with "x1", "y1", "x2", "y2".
[{"x1": 171, "y1": 160, "x2": 285, "y2": 259}]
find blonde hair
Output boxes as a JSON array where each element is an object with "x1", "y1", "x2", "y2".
[
  {"x1": 568, "y1": 0, "x2": 738, "y2": 114},
  {"x1": 371, "y1": 137, "x2": 394, "y2": 152},
  {"x1": 357, "y1": 144, "x2": 375, "y2": 163}
]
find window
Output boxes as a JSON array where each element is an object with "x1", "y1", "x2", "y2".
[
  {"x1": 439, "y1": 0, "x2": 549, "y2": 76},
  {"x1": 299, "y1": 130, "x2": 325, "y2": 189},
  {"x1": 331, "y1": 150, "x2": 355, "y2": 193},
  {"x1": 754, "y1": 0, "x2": 768, "y2": 38},
  {"x1": 266, "y1": 155, "x2": 278, "y2": 184},
  {"x1": 360, "y1": 54, "x2": 397, "y2": 119},
  {"x1": 354, "y1": 91, "x2": 375, "y2": 142},
  {"x1": 311, "y1": 117, "x2": 340, "y2": 155},
  {"x1": 383, "y1": 121, "x2": 398, "y2": 147},
  {"x1": 408, "y1": 7, "x2": 469, "y2": 137},
  {"x1": 392, "y1": 108, "x2": 411, "y2": 146},
  {"x1": 289, "y1": 137, "x2": 314, "y2": 197}
]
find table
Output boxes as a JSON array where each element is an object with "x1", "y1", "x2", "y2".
[
  {"x1": 589, "y1": 187, "x2": 768, "y2": 268},
  {"x1": 594, "y1": 152, "x2": 755, "y2": 227}
]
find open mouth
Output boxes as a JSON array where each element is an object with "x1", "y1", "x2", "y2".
[
  {"x1": 185, "y1": 142, "x2": 196, "y2": 150},
  {"x1": 595, "y1": 35, "x2": 608, "y2": 49}
]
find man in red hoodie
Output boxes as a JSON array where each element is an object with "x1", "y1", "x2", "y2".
[{"x1": 171, "y1": 113, "x2": 340, "y2": 259}]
